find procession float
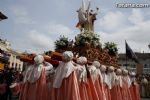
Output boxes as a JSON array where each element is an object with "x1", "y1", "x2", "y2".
[{"x1": 18, "y1": 0, "x2": 119, "y2": 68}]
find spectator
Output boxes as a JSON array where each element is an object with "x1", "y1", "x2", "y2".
[
  {"x1": 0, "y1": 70, "x2": 7, "y2": 100},
  {"x1": 4, "y1": 68, "x2": 14, "y2": 100}
]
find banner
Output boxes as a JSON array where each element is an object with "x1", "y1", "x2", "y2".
[
  {"x1": 126, "y1": 41, "x2": 139, "y2": 63},
  {"x1": 136, "y1": 64, "x2": 143, "y2": 75}
]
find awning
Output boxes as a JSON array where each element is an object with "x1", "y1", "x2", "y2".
[{"x1": 0, "y1": 12, "x2": 8, "y2": 21}]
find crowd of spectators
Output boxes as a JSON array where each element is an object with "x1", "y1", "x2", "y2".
[
  {"x1": 137, "y1": 74, "x2": 150, "y2": 98},
  {"x1": 0, "y1": 67, "x2": 23, "y2": 100},
  {"x1": 0, "y1": 65, "x2": 150, "y2": 100}
]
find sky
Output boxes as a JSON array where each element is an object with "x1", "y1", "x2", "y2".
[{"x1": 0, "y1": 0, "x2": 150, "y2": 53}]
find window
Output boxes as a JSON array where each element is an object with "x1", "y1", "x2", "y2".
[
  {"x1": 123, "y1": 64, "x2": 129, "y2": 66},
  {"x1": 13, "y1": 55, "x2": 15, "y2": 58},
  {"x1": 12, "y1": 63, "x2": 14, "y2": 67},
  {"x1": 132, "y1": 65, "x2": 136, "y2": 68},
  {"x1": 144, "y1": 64, "x2": 148, "y2": 68},
  {"x1": 118, "y1": 64, "x2": 121, "y2": 66}
]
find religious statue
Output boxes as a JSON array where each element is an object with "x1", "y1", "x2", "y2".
[{"x1": 76, "y1": 0, "x2": 99, "y2": 33}]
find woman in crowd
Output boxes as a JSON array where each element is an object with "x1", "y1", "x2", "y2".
[
  {"x1": 110, "y1": 68, "x2": 122, "y2": 100},
  {"x1": 121, "y1": 69, "x2": 132, "y2": 100},
  {"x1": 76, "y1": 56, "x2": 93, "y2": 100},
  {"x1": 52, "y1": 51, "x2": 81, "y2": 100},
  {"x1": 100, "y1": 65, "x2": 111, "y2": 100},
  {"x1": 91, "y1": 61, "x2": 104, "y2": 100},
  {"x1": 19, "y1": 55, "x2": 53, "y2": 100},
  {"x1": 17, "y1": 50, "x2": 142, "y2": 100},
  {"x1": 129, "y1": 72, "x2": 140, "y2": 100},
  {"x1": 86, "y1": 61, "x2": 99, "y2": 100}
]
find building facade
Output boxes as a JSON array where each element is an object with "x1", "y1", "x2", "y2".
[
  {"x1": 0, "y1": 39, "x2": 23, "y2": 71},
  {"x1": 0, "y1": 39, "x2": 10, "y2": 70},
  {"x1": 118, "y1": 53, "x2": 150, "y2": 74},
  {"x1": 8, "y1": 50, "x2": 23, "y2": 71}
]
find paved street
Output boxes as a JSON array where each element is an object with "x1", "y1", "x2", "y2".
[{"x1": 142, "y1": 98, "x2": 150, "y2": 100}]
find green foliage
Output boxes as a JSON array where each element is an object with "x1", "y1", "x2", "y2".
[
  {"x1": 74, "y1": 32, "x2": 102, "y2": 49},
  {"x1": 55, "y1": 35, "x2": 69, "y2": 50},
  {"x1": 104, "y1": 42, "x2": 118, "y2": 56},
  {"x1": 54, "y1": 32, "x2": 103, "y2": 51}
]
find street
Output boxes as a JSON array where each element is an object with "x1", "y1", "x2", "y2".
[{"x1": 142, "y1": 98, "x2": 150, "y2": 100}]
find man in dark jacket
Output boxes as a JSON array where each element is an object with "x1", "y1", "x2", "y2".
[{"x1": 4, "y1": 67, "x2": 14, "y2": 100}]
